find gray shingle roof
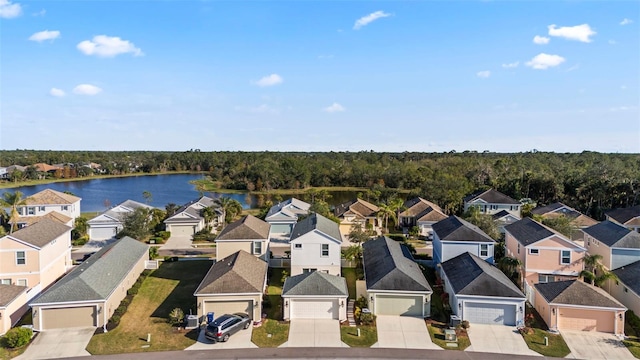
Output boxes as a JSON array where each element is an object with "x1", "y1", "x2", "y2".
[
  {"x1": 362, "y1": 236, "x2": 432, "y2": 292},
  {"x1": 290, "y1": 213, "x2": 341, "y2": 243},
  {"x1": 583, "y1": 221, "x2": 640, "y2": 248},
  {"x1": 216, "y1": 215, "x2": 270, "y2": 240},
  {"x1": 194, "y1": 250, "x2": 267, "y2": 295},
  {"x1": 0, "y1": 284, "x2": 27, "y2": 307},
  {"x1": 504, "y1": 217, "x2": 556, "y2": 246},
  {"x1": 9, "y1": 218, "x2": 71, "y2": 248},
  {"x1": 532, "y1": 202, "x2": 580, "y2": 218},
  {"x1": 534, "y1": 280, "x2": 625, "y2": 309},
  {"x1": 464, "y1": 189, "x2": 520, "y2": 205},
  {"x1": 164, "y1": 196, "x2": 221, "y2": 224},
  {"x1": 606, "y1": 205, "x2": 640, "y2": 225},
  {"x1": 613, "y1": 260, "x2": 640, "y2": 296},
  {"x1": 282, "y1": 271, "x2": 348, "y2": 297},
  {"x1": 31, "y1": 237, "x2": 148, "y2": 304},
  {"x1": 88, "y1": 199, "x2": 154, "y2": 224},
  {"x1": 441, "y1": 252, "x2": 524, "y2": 298},
  {"x1": 432, "y1": 216, "x2": 495, "y2": 243},
  {"x1": 492, "y1": 210, "x2": 512, "y2": 220},
  {"x1": 266, "y1": 198, "x2": 310, "y2": 220}
]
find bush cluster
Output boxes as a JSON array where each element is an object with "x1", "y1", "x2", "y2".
[
  {"x1": 72, "y1": 235, "x2": 89, "y2": 247},
  {"x1": 3, "y1": 327, "x2": 32, "y2": 348}
]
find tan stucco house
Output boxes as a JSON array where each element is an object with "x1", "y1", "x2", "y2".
[
  {"x1": 0, "y1": 284, "x2": 28, "y2": 335},
  {"x1": 30, "y1": 237, "x2": 149, "y2": 331},
  {"x1": 215, "y1": 215, "x2": 271, "y2": 261}
]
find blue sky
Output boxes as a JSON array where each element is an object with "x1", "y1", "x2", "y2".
[{"x1": 1, "y1": 1, "x2": 638, "y2": 152}]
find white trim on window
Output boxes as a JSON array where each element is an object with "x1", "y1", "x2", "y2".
[
  {"x1": 16, "y1": 279, "x2": 27, "y2": 287},
  {"x1": 252, "y1": 241, "x2": 262, "y2": 255},
  {"x1": 321, "y1": 244, "x2": 329, "y2": 257},
  {"x1": 560, "y1": 250, "x2": 571, "y2": 265},
  {"x1": 528, "y1": 248, "x2": 539, "y2": 255},
  {"x1": 16, "y1": 251, "x2": 26, "y2": 265},
  {"x1": 294, "y1": 243, "x2": 302, "y2": 249},
  {"x1": 480, "y1": 244, "x2": 489, "y2": 257}
]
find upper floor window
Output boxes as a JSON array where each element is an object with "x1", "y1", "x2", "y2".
[
  {"x1": 252, "y1": 241, "x2": 262, "y2": 255},
  {"x1": 528, "y1": 248, "x2": 539, "y2": 255},
  {"x1": 16, "y1": 279, "x2": 27, "y2": 287},
  {"x1": 0, "y1": 279, "x2": 11, "y2": 285},
  {"x1": 517, "y1": 243, "x2": 520, "y2": 254},
  {"x1": 27, "y1": 207, "x2": 35, "y2": 215},
  {"x1": 61, "y1": 205, "x2": 69, "y2": 211},
  {"x1": 39, "y1": 206, "x2": 45, "y2": 211},
  {"x1": 480, "y1": 244, "x2": 489, "y2": 257},
  {"x1": 16, "y1": 251, "x2": 26, "y2": 265},
  {"x1": 560, "y1": 250, "x2": 571, "y2": 265},
  {"x1": 321, "y1": 244, "x2": 329, "y2": 257},
  {"x1": 17, "y1": 207, "x2": 23, "y2": 215},
  {"x1": 538, "y1": 274, "x2": 555, "y2": 283},
  {"x1": 294, "y1": 243, "x2": 302, "y2": 249}
]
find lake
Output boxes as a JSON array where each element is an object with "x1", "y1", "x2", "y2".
[{"x1": 1, "y1": 174, "x2": 360, "y2": 213}]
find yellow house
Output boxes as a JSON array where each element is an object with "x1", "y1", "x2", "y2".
[{"x1": 215, "y1": 215, "x2": 271, "y2": 261}]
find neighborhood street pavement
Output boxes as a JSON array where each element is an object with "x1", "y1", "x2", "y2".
[
  {"x1": 466, "y1": 324, "x2": 541, "y2": 356},
  {"x1": 373, "y1": 315, "x2": 441, "y2": 349},
  {"x1": 561, "y1": 330, "x2": 634, "y2": 360},
  {"x1": 186, "y1": 325, "x2": 257, "y2": 350},
  {"x1": 280, "y1": 319, "x2": 347, "y2": 347},
  {"x1": 15, "y1": 327, "x2": 95, "y2": 360}
]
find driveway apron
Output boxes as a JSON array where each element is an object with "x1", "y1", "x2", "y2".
[
  {"x1": 562, "y1": 330, "x2": 634, "y2": 360},
  {"x1": 465, "y1": 324, "x2": 541, "y2": 356},
  {"x1": 186, "y1": 325, "x2": 256, "y2": 350},
  {"x1": 16, "y1": 327, "x2": 95, "y2": 360},
  {"x1": 374, "y1": 315, "x2": 441, "y2": 349},
  {"x1": 282, "y1": 319, "x2": 345, "y2": 347}
]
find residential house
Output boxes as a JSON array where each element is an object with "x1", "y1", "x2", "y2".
[
  {"x1": 30, "y1": 237, "x2": 148, "y2": 331},
  {"x1": 0, "y1": 218, "x2": 72, "y2": 300},
  {"x1": 583, "y1": 220, "x2": 640, "y2": 271},
  {"x1": 215, "y1": 215, "x2": 271, "y2": 261},
  {"x1": 441, "y1": 252, "x2": 526, "y2": 326},
  {"x1": 0, "y1": 167, "x2": 7, "y2": 180},
  {"x1": 163, "y1": 196, "x2": 224, "y2": 236},
  {"x1": 333, "y1": 198, "x2": 380, "y2": 236},
  {"x1": 504, "y1": 217, "x2": 586, "y2": 304},
  {"x1": 534, "y1": 280, "x2": 626, "y2": 335},
  {"x1": 532, "y1": 202, "x2": 598, "y2": 240},
  {"x1": 492, "y1": 210, "x2": 521, "y2": 235},
  {"x1": 16, "y1": 211, "x2": 73, "y2": 229},
  {"x1": 194, "y1": 250, "x2": 268, "y2": 322},
  {"x1": 611, "y1": 260, "x2": 640, "y2": 316},
  {"x1": 0, "y1": 285, "x2": 28, "y2": 335},
  {"x1": 463, "y1": 189, "x2": 521, "y2": 217},
  {"x1": 265, "y1": 197, "x2": 310, "y2": 236},
  {"x1": 431, "y1": 216, "x2": 496, "y2": 266},
  {"x1": 362, "y1": 236, "x2": 432, "y2": 317},
  {"x1": 606, "y1": 205, "x2": 640, "y2": 233},
  {"x1": 290, "y1": 213, "x2": 342, "y2": 276},
  {"x1": 398, "y1": 197, "x2": 447, "y2": 238},
  {"x1": 17, "y1": 189, "x2": 81, "y2": 221},
  {"x1": 282, "y1": 271, "x2": 348, "y2": 321},
  {"x1": 87, "y1": 200, "x2": 154, "y2": 240}
]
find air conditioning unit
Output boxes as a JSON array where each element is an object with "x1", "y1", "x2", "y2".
[{"x1": 450, "y1": 314, "x2": 461, "y2": 327}]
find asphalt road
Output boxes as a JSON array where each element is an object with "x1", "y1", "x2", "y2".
[{"x1": 63, "y1": 348, "x2": 563, "y2": 360}]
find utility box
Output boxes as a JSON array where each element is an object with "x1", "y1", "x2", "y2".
[
  {"x1": 450, "y1": 315, "x2": 461, "y2": 327},
  {"x1": 185, "y1": 315, "x2": 199, "y2": 329},
  {"x1": 444, "y1": 329, "x2": 457, "y2": 342}
]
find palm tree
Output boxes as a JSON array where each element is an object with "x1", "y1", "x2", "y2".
[
  {"x1": 0, "y1": 191, "x2": 27, "y2": 234},
  {"x1": 498, "y1": 256, "x2": 523, "y2": 287},
  {"x1": 580, "y1": 254, "x2": 618, "y2": 287},
  {"x1": 219, "y1": 197, "x2": 243, "y2": 224},
  {"x1": 389, "y1": 197, "x2": 405, "y2": 230},
  {"x1": 377, "y1": 203, "x2": 396, "y2": 234}
]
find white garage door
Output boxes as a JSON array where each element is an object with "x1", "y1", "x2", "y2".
[
  {"x1": 375, "y1": 295, "x2": 423, "y2": 316},
  {"x1": 169, "y1": 224, "x2": 195, "y2": 236},
  {"x1": 290, "y1": 299, "x2": 338, "y2": 319},
  {"x1": 90, "y1": 226, "x2": 118, "y2": 240},
  {"x1": 463, "y1": 302, "x2": 516, "y2": 325},
  {"x1": 204, "y1": 300, "x2": 253, "y2": 320}
]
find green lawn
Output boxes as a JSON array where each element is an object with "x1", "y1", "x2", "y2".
[
  {"x1": 251, "y1": 319, "x2": 289, "y2": 347},
  {"x1": 624, "y1": 336, "x2": 640, "y2": 359},
  {"x1": 521, "y1": 328, "x2": 571, "y2": 358},
  {"x1": 427, "y1": 323, "x2": 470, "y2": 350},
  {"x1": 0, "y1": 344, "x2": 26, "y2": 360},
  {"x1": 342, "y1": 267, "x2": 357, "y2": 299},
  {"x1": 264, "y1": 268, "x2": 287, "y2": 320},
  {"x1": 340, "y1": 326, "x2": 377, "y2": 347},
  {"x1": 86, "y1": 260, "x2": 211, "y2": 354}
]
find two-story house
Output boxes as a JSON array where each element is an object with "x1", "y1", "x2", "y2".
[
  {"x1": 397, "y1": 197, "x2": 447, "y2": 238},
  {"x1": 583, "y1": 220, "x2": 640, "y2": 271},
  {"x1": 163, "y1": 196, "x2": 224, "y2": 236},
  {"x1": 463, "y1": 189, "x2": 521, "y2": 218},
  {"x1": 606, "y1": 205, "x2": 640, "y2": 233},
  {"x1": 265, "y1": 197, "x2": 310, "y2": 236},
  {"x1": 432, "y1": 216, "x2": 496, "y2": 266},
  {"x1": 87, "y1": 199, "x2": 154, "y2": 240},
  {"x1": 532, "y1": 202, "x2": 598, "y2": 240},
  {"x1": 17, "y1": 189, "x2": 81, "y2": 222},
  {"x1": 333, "y1": 198, "x2": 380, "y2": 236},
  {"x1": 215, "y1": 215, "x2": 271, "y2": 261},
  {"x1": 504, "y1": 217, "x2": 586, "y2": 304},
  {"x1": 290, "y1": 213, "x2": 342, "y2": 276}
]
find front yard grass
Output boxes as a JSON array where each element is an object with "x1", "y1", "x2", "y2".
[
  {"x1": 0, "y1": 344, "x2": 27, "y2": 360},
  {"x1": 251, "y1": 319, "x2": 289, "y2": 347},
  {"x1": 521, "y1": 328, "x2": 571, "y2": 358},
  {"x1": 264, "y1": 268, "x2": 287, "y2": 320},
  {"x1": 427, "y1": 322, "x2": 470, "y2": 350},
  {"x1": 342, "y1": 267, "x2": 357, "y2": 299},
  {"x1": 624, "y1": 336, "x2": 640, "y2": 359},
  {"x1": 86, "y1": 260, "x2": 212, "y2": 354},
  {"x1": 340, "y1": 326, "x2": 377, "y2": 347}
]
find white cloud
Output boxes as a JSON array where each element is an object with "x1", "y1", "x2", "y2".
[
  {"x1": 323, "y1": 102, "x2": 345, "y2": 113},
  {"x1": 29, "y1": 30, "x2": 60, "y2": 42},
  {"x1": 526, "y1": 53, "x2": 566, "y2": 70},
  {"x1": 548, "y1": 24, "x2": 596, "y2": 43},
  {"x1": 49, "y1": 88, "x2": 65, "y2": 97},
  {"x1": 73, "y1": 84, "x2": 102, "y2": 95},
  {"x1": 255, "y1": 74, "x2": 283, "y2": 87},
  {"x1": 32, "y1": 9, "x2": 45, "y2": 16},
  {"x1": 620, "y1": 18, "x2": 633, "y2": 26},
  {"x1": 77, "y1": 35, "x2": 143, "y2": 57},
  {"x1": 353, "y1": 11, "x2": 390, "y2": 30},
  {"x1": 533, "y1": 35, "x2": 550, "y2": 44},
  {"x1": 609, "y1": 105, "x2": 636, "y2": 112},
  {"x1": 476, "y1": 70, "x2": 491, "y2": 78},
  {"x1": 608, "y1": 40, "x2": 617, "y2": 45},
  {"x1": 502, "y1": 61, "x2": 519, "y2": 68},
  {"x1": 0, "y1": 0, "x2": 22, "y2": 18}
]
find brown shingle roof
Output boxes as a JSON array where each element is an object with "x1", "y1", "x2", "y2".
[
  {"x1": 334, "y1": 198, "x2": 379, "y2": 219},
  {"x1": 8, "y1": 218, "x2": 71, "y2": 248},
  {"x1": 216, "y1": 215, "x2": 270, "y2": 240},
  {"x1": 25, "y1": 189, "x2": 81, "y2": 205},
  {"x1": 0, "y1": 284, "x2": 27, "y2": 307},
  {"x1": 535, "y1": 280, "x2": 626, "y2": 309},
  {"x1": 17, "y1": 211, "x2": 72, "y2": 226},
  {"x1": 400, "y1": 197, "x2": 444, "y2": 217},
  {"x1": 194, "y1": 250, "x2": 267, "y2": 295}
]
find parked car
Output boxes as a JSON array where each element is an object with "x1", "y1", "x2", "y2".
[{"x1": 204, "y1": 313, "x2": 251, "y2": 342}]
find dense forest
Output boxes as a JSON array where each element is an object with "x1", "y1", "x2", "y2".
[{"x1": 1, "y1": 150, "x2": 639, "y2": 219}]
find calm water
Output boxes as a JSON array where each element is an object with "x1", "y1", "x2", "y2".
[{"x1": 1, "y1": 174, "x2": 361, "y2": 213}]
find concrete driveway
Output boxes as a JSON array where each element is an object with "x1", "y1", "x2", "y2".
[
  {"x1": 281, "y1": 319, "x2": 346, "y2": 347},
  {"x1": 373, "y1": 316, "x2": 441, "y2": 349},
  {"x1": 186, "y1": 325, "x2": 257, "y2": 350},
  {"x1": 465, "y1": 324, "x2": 541, "y2": 356},
  {"x1": 16, "y1": 327, "x2": 95, "y2": 360},
  {"x1": 162, "y1": 235, "x2": 193, "y2": 250},
  {"x1": 562, "y1": 330, "x2": 634, "y2": 360}
]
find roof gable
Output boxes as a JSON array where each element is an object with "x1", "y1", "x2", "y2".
[
  {"x1": 612, "y1": 260, "x2": 640, "y2": 296},
  {"x1": 216, "y1": 215, "x2": 270, "y2": 240},
  {"x1": 0, "y1": 284, "x2": 28, "y2": 307},
  {"x1": 583, "y1": 221, "x2": 640, "y2": 248},
  {"x1": 464, "y1": 189, "x2": 519, "y2": 205},
  {"x1": 282, "y1": 271, "x2": 348, "y2": 297},
  {"x1": 290, "y1": 213, "x2": 341, "y2": 243},
  {"x1": 432, "y1": 216, "x2": 495, "y2": 243},
  {"x1": 606, "y1": 205, "x2": 640, "y2": 225},
  {"x1": 8, "y1": 218, "x2": 71, "y2": 248},
  {"x1": 334, "y1": 198, "x2": 379, "y2": 218},
  {"x1": 194, "y1": 250, "x2": 267, "y2": 294},
  {"x1": 24, "y1": 189, "x2": 81, "y2": 205},
  {"x1": 266, "y1": 198, "x2": 310, "y2": 220},
  {"x1": 534, "y1": 280, "x2": 625, "y2": 309}
]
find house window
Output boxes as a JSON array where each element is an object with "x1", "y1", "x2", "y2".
[
  {"x1": 480, "y1": 244, "x2": 489, "y2": 257},
  {"x1": 294, "y1": 244, "x2": 302, "y2": 249},
  {"x1": 303, "y1": 268, "x2": 317, "y2": 273},
  {"x1": 27, "y1": 207, "x2": 35, "y2": 215},
  {"x1": 624, "y1": 287, "x2": 629, "y2": 293},
  {"x1": 61, "y1": 205, "x2": 69, "y2": 211},
  {"x1": 17, "y1": 207, "x2": 23, "y2": 215},
  {"x1": 252, "y1": 241, "x2": 262, "y2": 255},
  {"x1": 538, "y1": 274, "x2": 555, "y2": 283},
  {"x1": 528, "y1": 248, "x2": 539, "y2": 255},
  {"x1": 321, "y1": 244, "x2": 329, "y2": 257},
  {"x1": 16, "y1": 251, "x2": 26, "y2": 265},
  {"x1": 50, "y1": 239, "x2": 57, "y2": 245},
  {"x1": 560, "y1": 250, "x2": 571, "y2": 265},
  {"x1": 39, "y1": 206, "x2": 45, "y2": 211},
  {"x1": 16, "y1": 279, "x2": 27, "y2": 287},
  {"x1": 0, "y1": 279, "x2": 11, "y2": 285},
  {"x1": 517, "y1": 243, "x2": 520, "y2": 254}
]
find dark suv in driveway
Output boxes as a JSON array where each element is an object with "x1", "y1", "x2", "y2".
[{"x1": 204, "y1": 313, "x2": 252, "y2": 342}]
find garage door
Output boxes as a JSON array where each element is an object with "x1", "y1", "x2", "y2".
[
  {"x1": 558, "y1": 307, "x2": 614, "y2": 332},
  {"x1": 290, "y1": 299, "x2": 338, "y2": 319},
  {"x1": 270, "y1": 224, "x2": 292, "y2": 235},
  {"x1": 464, "y1": 302, "x2": 516, "y2": 325},
  {"x1": 375, "y1": 295, "x2": 423, "y2": 316},
  {"x1": 204, "y1": 300, "x2": 252, "y2": 320},
  {"x1": 90, "y1": 226, "x2": 117, "y2": 241},
  {"x1": 169, "y1": 224, "x2": 195, "y2": 236},
  {"x1": 41, "y1": 306, "x2": 96, "y2": 330}
]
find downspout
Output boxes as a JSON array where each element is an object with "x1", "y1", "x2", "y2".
[{"x1": 103, "y1": 302, "x2": 108, "y2": 332}]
